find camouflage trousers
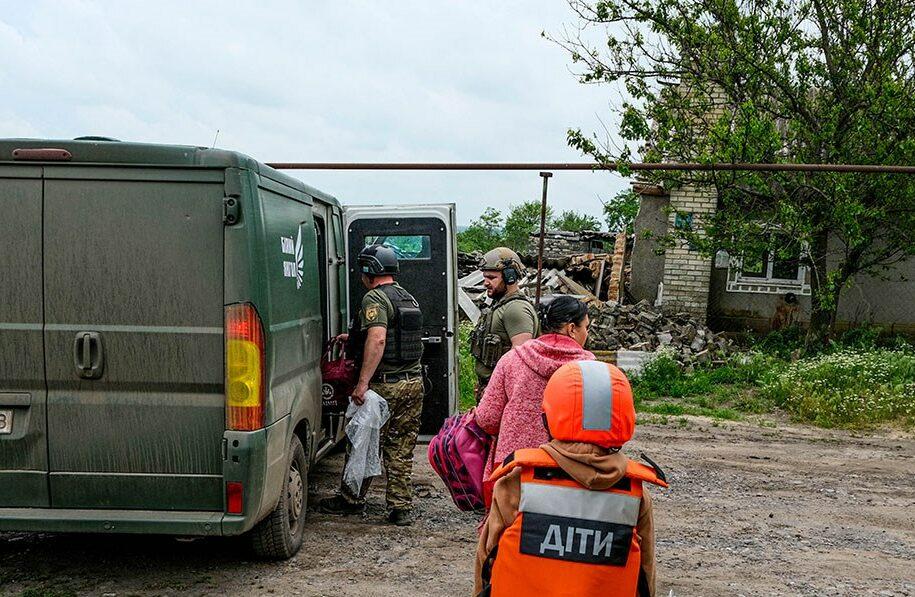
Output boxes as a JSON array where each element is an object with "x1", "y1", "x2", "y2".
[{"x1": 341, "y1": 377, "x2": 424, "y2": 510}]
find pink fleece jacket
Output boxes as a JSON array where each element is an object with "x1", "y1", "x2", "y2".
[{"x1": 474, "y1": 334, "x2": 595, "y2": 480}]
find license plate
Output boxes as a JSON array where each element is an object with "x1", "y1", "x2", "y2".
[{"x1": 0, "y1": 410, "x2": 11, "y2": 434}]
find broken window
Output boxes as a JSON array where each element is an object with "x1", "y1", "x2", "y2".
[{"x1": 726, "y1": 234, "x2": 810, "y2": 295}]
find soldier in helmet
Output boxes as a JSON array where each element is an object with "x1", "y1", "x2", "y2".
[
  {"x1": 470, "y1": 247, "x2": 540, "y2": 402},
  {"x1": 319, "y1": 244, "x2": 425, "y2": 526}
]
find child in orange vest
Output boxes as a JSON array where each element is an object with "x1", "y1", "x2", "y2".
[{"x1": 474, "y1": 360, "x2": 667, "y2": 597}]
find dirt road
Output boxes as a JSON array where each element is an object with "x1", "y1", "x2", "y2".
[{"x1": 2, "y1": 417, "x2": 913, "y2": 596}]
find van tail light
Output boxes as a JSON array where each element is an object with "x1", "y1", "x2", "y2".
[
  {"x1": 226, "y1": 482, "x2": 244, "y2": 514},
  {"x1": 225, "y1": 303, "x2": 265, "y2": 431}
]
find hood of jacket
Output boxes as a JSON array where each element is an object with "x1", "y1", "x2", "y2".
[
  {"x1": 541, "y1": 439, "x2": 627, "y2": 490},
  {"x1": 513, "y1": 333, "x2": 594, "y2": 379}
]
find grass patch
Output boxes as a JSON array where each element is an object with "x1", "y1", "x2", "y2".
[
  {"x1": 632, "y1": 350, "x2": 779, "y2": 422},
  {"x1": 638, "y1": 399, "x2": 743, "y2": 421},
  {"x1": 634, "y1": 351, "x2": 780, "y2": 399},
  {"x1": 632, "y1": 341, "x2": 915, "y2": 429},
  {"x1": 761, "y1": 348, "x2": 915, "y2": 428}
]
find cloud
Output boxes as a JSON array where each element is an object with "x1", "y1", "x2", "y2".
[{"x1": 0, "y1": 0, "x2": 628, "y2": 224}]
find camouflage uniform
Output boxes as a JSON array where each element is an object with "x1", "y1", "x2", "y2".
[
  {"x1": 341, "y1": 284, "x2": 424, "y2": 511},
  {"x1": 342, "y1": 377, "x2": 424, "y2": 510}
]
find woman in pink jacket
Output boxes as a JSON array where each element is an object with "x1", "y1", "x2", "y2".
[{"x1": 474, "y1": 295, "x2": 594, "y2": 480}]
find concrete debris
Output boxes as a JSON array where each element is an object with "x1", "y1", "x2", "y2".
[
  {"x1": 458, "y1": 251, "x2": 482, "y2": 278},
  {"x1": 586, "y1": 300, "x2": 736, "y2": 363}
]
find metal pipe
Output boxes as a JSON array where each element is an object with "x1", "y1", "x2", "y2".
[
  {"x1": 266, "y1": 161, "x2": 915, "y2": 174},
  {"x1": 535, "y1": 172, "x2": 552, "y2": 307}
]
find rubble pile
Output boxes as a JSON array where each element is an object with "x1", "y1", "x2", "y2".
[
  {"x1": 458, "y1": 251, "x2": 482, "y2": 278},
  {"x1": 458, "y1": 265, "x2": 603, "y2": 323},
  {"x1": 586, "y1": 300, "x2": 735, "y2": 363}
]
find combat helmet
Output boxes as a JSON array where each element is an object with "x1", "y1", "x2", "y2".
[
  {"x1": 358, "y1": 244, "x2": 399, "y2": 276},
  {"x1": 478, "y1": 247, "x2": 525, "y2": 283}
]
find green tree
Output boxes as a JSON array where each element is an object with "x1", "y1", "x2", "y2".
[
  {"x1": 555, "y1": 0, "x2": 915, "y2": 344},
  {"x1": 457, "y1": 207, "x2": 503, "y2": 253},
  {"x1": 602, "y1": 189, "x2": 640, "y2": 233},
  {"x1": 503, "y1": 200, "x2": 554, "y2": 252},
  {"x1": 553, "y1": 210, "x2": 602, "y2": 232}
]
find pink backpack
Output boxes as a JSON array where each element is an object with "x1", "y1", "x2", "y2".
[{"x1": 427, "y1": 410, "x2": 492, "y2": 512}]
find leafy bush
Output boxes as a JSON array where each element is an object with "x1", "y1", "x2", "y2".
[
  {"x1": 753, "y1": 325, "x2": 806, "y2": 358},
  {"x1": 836, "y1": 325, "x2": 883, "y2": 350},
  {"x1": 752, "y1": 324, "x2": 913, "y2": 359},
  {"x1": 630, "y1": 350, "x2": 780, "y2": 421},
  {"x1": 458, "y1": 322, "x2": 477, "y2": 411},
  {"x1": 761, "y1": 349, "x2": 915, "y2": 428},
  {"x1": 633, "y1": 350, "x2": 777, "y2": 399}
]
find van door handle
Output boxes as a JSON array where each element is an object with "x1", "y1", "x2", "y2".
[{"x1": 73, "y1": 331, "x2": 105, "y2": 380}]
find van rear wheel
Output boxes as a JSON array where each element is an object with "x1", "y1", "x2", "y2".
[{"x1": 250, "y1": 434, "x2": 308, "y2": 559}]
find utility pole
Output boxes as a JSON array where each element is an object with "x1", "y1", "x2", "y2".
[{"x1": 535, "y1": 171, "x2": 552, "y2": 307}]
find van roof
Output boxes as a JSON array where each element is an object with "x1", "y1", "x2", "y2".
[{"x1": 0, "y1": 137, "x2": 341, "y2": 207}]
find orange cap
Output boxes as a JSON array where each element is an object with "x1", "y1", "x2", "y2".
[{"x1": 542, "y1": 361, "x2": 636, "y2": 448}]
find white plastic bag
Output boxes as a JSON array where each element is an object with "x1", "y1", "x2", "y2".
[{"x1": 342, "y1": 390, "x2": 390, "y2": 496}]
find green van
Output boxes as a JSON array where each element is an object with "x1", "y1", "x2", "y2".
[{"x1": 0, "y1": 138, "x2": 458, "y2": 558}]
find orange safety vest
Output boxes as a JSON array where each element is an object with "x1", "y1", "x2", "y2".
[{"x1": 481, "y1": 448, "x2": 668, "y2": 597}]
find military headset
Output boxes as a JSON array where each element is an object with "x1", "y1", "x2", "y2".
[{"x1": 501, "y1": 258, "x2": 519, "y2": 285}]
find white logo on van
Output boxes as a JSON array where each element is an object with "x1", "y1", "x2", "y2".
[{"x1": 281, "y1": 229, "x2": 305, "y2": 289}]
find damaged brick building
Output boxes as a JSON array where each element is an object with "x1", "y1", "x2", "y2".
[{"x1": 628, "y1": 182, "x2": 915, "y2": 335}]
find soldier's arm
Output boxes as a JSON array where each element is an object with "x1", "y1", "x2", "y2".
[
  {"x1": 353, "y1": 326, "x2": 386, "y2": 403},
  {"x1": 503, "y1": 302, "x2": 537, "y2": 347},
  {"x1": 509, "y1": 332, "x2": 532, "y2": 347},
  {"x1": 353, "y1": 292, "x2": 390, "y2": 402}
]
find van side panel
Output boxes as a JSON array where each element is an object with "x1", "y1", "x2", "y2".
[
  {"x1": 42, "y1": 170, "x2": 226, "y2": 511},
  {"x1": 250, "y1": 179, "x2": 323, "y2": 520},
  {"x1": 0, "y1": 166, "x2": 49, "y2": 507}
]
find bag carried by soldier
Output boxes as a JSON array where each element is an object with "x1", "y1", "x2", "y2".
[
  {"x1": 427, "y1": 409, "x2": 492, "y2": 512},
  {"x1": 320, "y1": 339, "x2": 358, "y2": 414}
]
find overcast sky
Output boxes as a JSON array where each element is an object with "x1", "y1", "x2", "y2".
[{"x1": 0, "y1": 1, "x2": 628, "y2": 225}]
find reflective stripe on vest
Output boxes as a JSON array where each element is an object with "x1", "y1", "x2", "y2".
[
  {"x1": 520, "y1": 482, "x2": 640, "y2": 526},
  {"x1": 577, "y1": 360, "x2": 614, "y2": 430}
]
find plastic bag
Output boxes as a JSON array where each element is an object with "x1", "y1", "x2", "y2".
[{"x1": 342, "y1": 390, "x2": 391, "y2": 496}]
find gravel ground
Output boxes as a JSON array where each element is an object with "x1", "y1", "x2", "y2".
[{"x1": 1, "y1": 416, "x2": 913, "y2": 596}]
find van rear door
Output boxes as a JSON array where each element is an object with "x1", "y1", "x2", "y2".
[
  {"x1": 43, "y1": 167, "x2": 226, "y2": 511},
  {"x1": 0, "y1": 165, "x2": 49, "y2": 507},
  {"x1": 344, "y1": 205, "x2": 458, "y2": 437}
]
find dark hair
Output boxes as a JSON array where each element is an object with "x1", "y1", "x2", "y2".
[{"x1": 538, "y1": 295, "x2": 588, "y2": 333}]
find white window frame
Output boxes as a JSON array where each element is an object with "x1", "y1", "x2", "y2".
[{"x1": 726, "y1": 242, "x2": 811, "y2": 295}]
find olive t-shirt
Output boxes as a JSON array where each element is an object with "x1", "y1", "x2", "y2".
[
  {"x1": 359, "y1": 283, "x2": 423, "y2": 375},
  {"x1": 493, "y1": 297, "x2": 539, "y2": 341}
]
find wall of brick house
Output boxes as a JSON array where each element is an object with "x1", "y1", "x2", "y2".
[
  {"x1": 654, "y1": 82, "x2": 728, "y2": 321},
  {"x1": 659, "y1": 185, "x2": 717, "y2": 321}
]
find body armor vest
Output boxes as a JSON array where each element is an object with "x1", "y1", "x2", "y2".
[
  {"x1": 470, "y1": 293, "x2": 533, "y2": 370},
  {"x1": 347, "y1": 284, "x2": 424, "y2": 365},
  {"x1": 376, "y1": 284, "x2": 424, "y2": 363}
]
